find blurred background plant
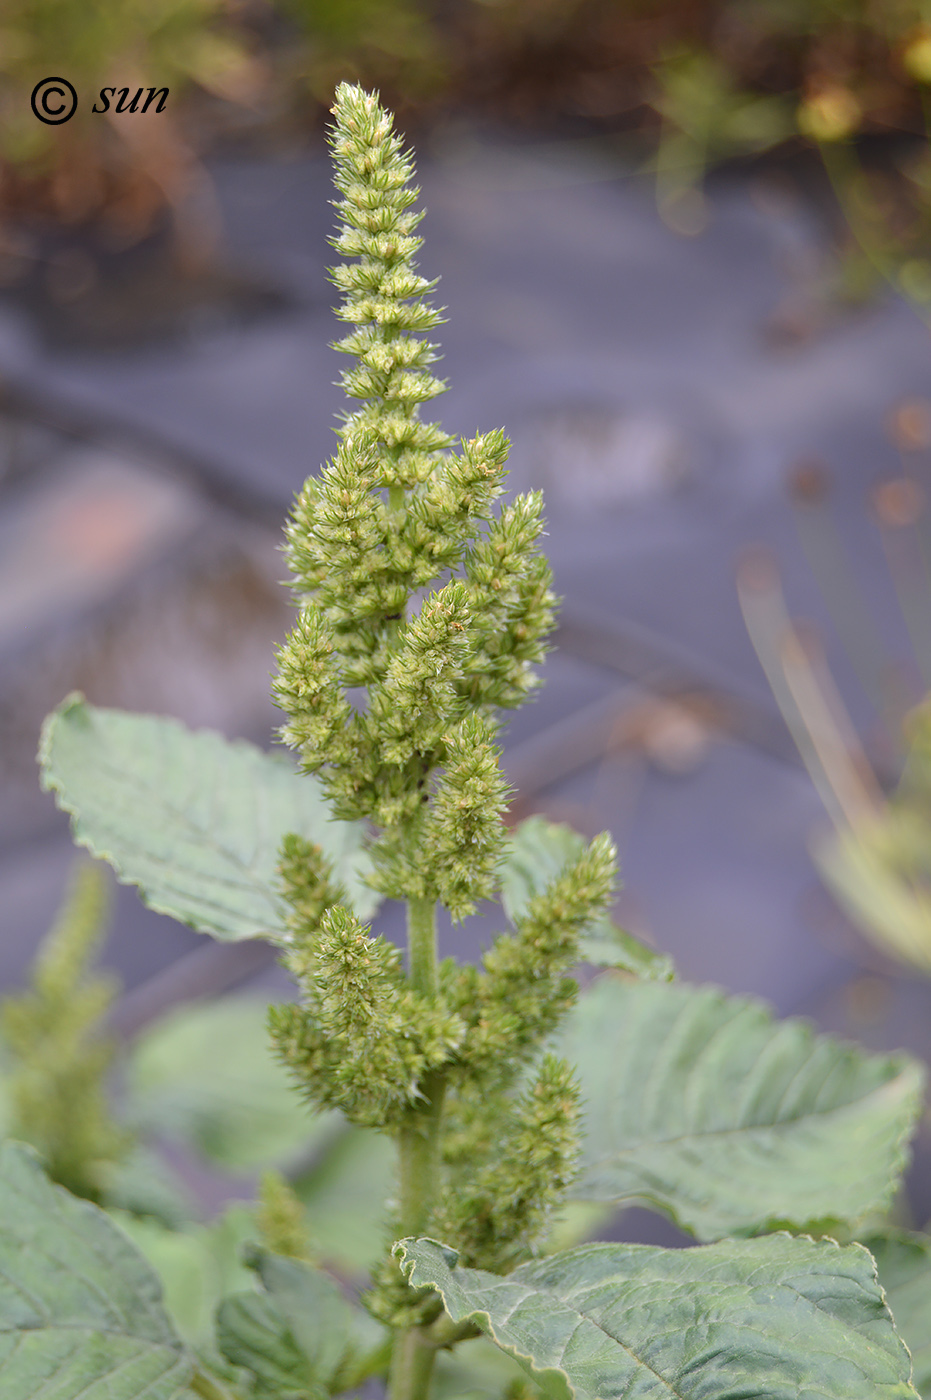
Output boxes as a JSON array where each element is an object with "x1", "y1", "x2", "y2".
[
  {"x1": 643, "y1": 0, "x2": 931, "y2": 314},
  {"x1": 13, "y1": 0, "x2": 931, "y2": 339},
  {"x1": 12, "y1": 0, "x2": 931, "y2": 338},
  {"x1": 269, "y1": 0, "x2": 931, "y2": 318},
  {"x1": 273, "y1": 0, "x2": 448, "y2": 114},
  {"x1": 0, "y1": 858, "x2": 128, "y2": 1202},
  {"x1": 737, "y1": 399, "x2": 931, "y2": 979},
  {"x1": 0, "y1": 857, "x2": 398, "y2": 1351}
]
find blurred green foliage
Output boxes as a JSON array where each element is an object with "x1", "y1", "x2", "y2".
[
  {"x1": 0, "y1": 861, "x2": 128, "y2": 1202},
  {"x1": 0, "y1": 0, "x2": 259, "y2": 247},
  {"x1": 740, "y1": 444, "x2": 931, "y2": 981},
  {"x1": 0, "y1": 0, "x2": 254, "y2": 161},
  {"x1": 815, "y1": 698, "x2": 931, "y2": 977},
  {"x1": 278, "y1": 0, "x2": 447, "y2": 108},
  {"x1": 7, "y1": 0, "x2": 931, "y2": 313}
]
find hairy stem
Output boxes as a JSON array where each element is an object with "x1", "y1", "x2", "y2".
[
  {"x1": 407, "y1": 895, "x2": 438, "y2": 998},
  {"x1": 389, "y1": 896, "x2": 443, "y2": 1400},
  {"x1": 397, "y1": 1070, "x2": 445, "y2": 1237},
  {"x1": 389, "y1": 1327, "x2": 438, "y2": 1400}
]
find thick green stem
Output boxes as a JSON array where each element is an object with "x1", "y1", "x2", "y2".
[
  {"x1": 389, "y1": 896, "x2": 443, "y2": 1400},
  {"x1": 400, "y1": 897, "x2": 442, "y2": 1241},
  {"x1": 407, "y1": 895, "x2": 438, "y2": 997},
  {"x1": 397, "y1": 1070, "x2": 445, "y2": 1237},
  {"x1": 389, "y1": 1327, "x2": 438, "y2": 1400}
]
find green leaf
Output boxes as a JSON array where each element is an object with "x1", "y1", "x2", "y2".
[
  {"x1": 217, "y1": 1291, "x2": 326, "y2": 1399},
  {"x1": 863, "y1": 1230, "x2": 931, "y2": 1398},
  {"x1": 501, "y1": 817, "x2": 673, "y2": 979},
  {"x1": 0, "y1": 1140, "x2": 199, "y2": 1399},
  {"x1": 127, "y1": 995, "x2": 342, "y2": 1172},
  {"x1": 292, "y1": 1122, "x2": 396, "y2": 1274},
  {"x1": 250, "y1": 1249, "x2": 378, "y2": 1385},
  {"x1": 218, "y1": 1250, "x2": 386, "y2": 1395},
  {"x1": 38, "y1": 694, "x2": 378, "y2": 941},
  {"x1": 103, "y1": 1145, "x2": 198, "y2": 1228},
  {"x1": 433, "y1": 1334, "x2": 543, "y2": 1400},
  {"x1": 397, "y1": 1234, "x2": 918, "y2": 1400},
  {"x1": 553, "y1": 975, "x2": 924, "y2": 1240},
  {"x1": 110, "y1": 1205, "x2": 258, "y2": 1356}
]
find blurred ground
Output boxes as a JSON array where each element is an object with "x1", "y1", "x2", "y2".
[{"x1": 3, "y1": 133, "x2": 931, "y2": 1225}]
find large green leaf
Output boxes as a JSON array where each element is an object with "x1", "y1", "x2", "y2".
[
  {"x1": 127, "y1": 995, "x2": 341, "y2": 1172},
  {"x1": 0, "y1": 1141, "x2": 199, "y2": 1399},
  {"x1": 501, "y1": 817, "x2": 673, "y2": 980},
  {"x1": 397, "y1": 1234, "x2": 918, "y2": 1400},
  {"x1": 864, "y1": 1230, "x2": 931, "y2": 1399},
  {"x1": 553, "y1": 975, "x2": 924, "y2": 1240},
  {"x1": 38, "y1": 693, "x2": 378, "y2": 940},
  {"x1": 217, "y1": 1249, "x2": 386, "y2": 1396}
]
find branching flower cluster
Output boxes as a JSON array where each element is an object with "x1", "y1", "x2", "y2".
[{"x1": 269, "y1": 83, "x2": 617, "y2": 1313}]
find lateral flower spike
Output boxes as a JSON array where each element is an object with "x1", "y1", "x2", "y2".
[
  {"x1": 269, "y1": 906, "x2": 464, "y2": 1128},
  {"x1": 276, "y1": 834, "x2": 346, "y2": 984},
  {"x1": 422, "y1": 713, "x2": 513, "y2": 922},
  {"x1": 436, "y1": 1053, "x2": 582, "y2": 1271},
  {"x1": 457, "y1": 832, "x2": 618, "y2": 1075}
]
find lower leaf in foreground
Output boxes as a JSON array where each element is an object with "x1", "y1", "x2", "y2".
[
  {"x1": 397, "y1": 1234, "x2": 918, "y2": 1400},
  {"x1": 0, "y1": 1141, "x2": 200, "y2": 1399},
  {"x1": 218, "y1": 1249, "x2": 387, "y2": 1396}
]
